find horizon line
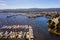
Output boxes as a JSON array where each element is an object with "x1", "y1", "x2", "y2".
[{"x1": 0, "y1": 7, "x2": 60, "y2": 9}]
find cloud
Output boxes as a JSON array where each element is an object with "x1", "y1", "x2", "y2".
[
  {"x1": 0, "y1": 3, "x2": 7, "y2": 9},
  {"x1": 0, "y1": 0, "x2": 6, "y2": 3},
  {"x1": 0, "y1": 3, "x2": 6, "y2": 6},
  {"x1": 0, "y1": 0, "x2": 6, "y2": 6},
  {"x1": 0, "y1": 6, "x2": 6, "y2": 9},
  {"x1": 0, "y1": 0, "x2": 6, "y2": 8}
]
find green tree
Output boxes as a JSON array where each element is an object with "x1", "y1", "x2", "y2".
[
  {"x1": 56, "y1": 22, "x2": 60, "y2": 33},
  {"x1": 58, "y1": 18, "x2": 60, "y2": 23},
  {"x1": 47, "y1": 20, "x2": 52, "y2": 28},
  {"x1": 50, "y1": 21, "x2": 55, "y2": 29},
  {"x1": 48, "y1": 20, "x2": 52, "y2": 24},
  {"x1": 54, "y1": 13, "x2": 59, "y2": 18}
]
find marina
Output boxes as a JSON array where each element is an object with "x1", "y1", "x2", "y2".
[{"x1": 0, "y1": 25, "x2": 34, "y2": 40}]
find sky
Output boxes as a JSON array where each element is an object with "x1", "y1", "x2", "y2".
[{"x1": 0, "y1": 0, "x2": 60, "y2": 9}]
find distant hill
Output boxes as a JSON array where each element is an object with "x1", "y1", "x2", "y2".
[{"x1": 0, "y1": 8, "x2": 60, "y2": 13}]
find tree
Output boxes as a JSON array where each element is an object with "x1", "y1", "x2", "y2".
[
  {"x1": 50, "y1": 21, "x2": 55, "y2": 29},
  {"x1": 48, "y1": 20, "x2": 52, "y2": 24},
  {"x1": 56, "y1": 22, "x2": 60, "y2": 33},
  {"x1": 47, "y1": 20, "x2": 52, "y2": 28},
  {"x1": 54, "y1": 13, "x2": 59, "y2": 18},
  {"x1": 58, "y1": 18, "x2": 60, "y2": 23}
]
